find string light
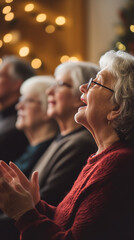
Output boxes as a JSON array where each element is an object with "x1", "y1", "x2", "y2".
[
  {"x1": 36, "y1": 13, "x2": 47, "y2": 22},
  {"x1": 4, "y1": 12, "x2": 14, "y2": 21},
  {"x1": 0, "y1": 40, "x2": 3, "y2": 48},
  {"x1": 60, "y1": 55, "x2": 70, "y2": 63},
  {"x1": 45, "y1": 25, "x2": 55, "y2": 34},
  {"x1": 2, "y1": 6, "x2": 11, "y2": 14},
  {"x1": 5, "y1": 0, "x2": 13, "y2": 3},
  {"x1": 116, "y1": 42, "x2": 126, "y2": 51},
  {"x1": 130, "y1": 25, "x2": 134, "y2": 33},
  {"x1": 19, "y1": 46, "x2": 30, "y2": 57},
  {"x1": 3, "y1": 33, "x2": 13, "y2": 43},
  {"x1": 55, "y1": 16, "x2": 66, "y2": 26},
  {"x1": 24, "y1": 4, "x2": 34, "y2": 12},
  {"x1": 31, "y1": 58, "x2": 42, "y2": 69},
  {"x1": 69, "y1": 56, "x2": 79, "y2": 62}
]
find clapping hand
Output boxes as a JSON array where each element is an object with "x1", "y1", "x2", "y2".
[{"x1": 0, "y1": 160, "x2": 40, "y2": 221}]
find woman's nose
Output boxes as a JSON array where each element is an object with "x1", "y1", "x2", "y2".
[
  {"x1": 79, "y1": 83, "x2": 88, "y2": 94},
  {"x1": 46, "y1": 85, "x2": 55, "y2": 95},
  {"x1": 15, "y1": 101, "x2": 23, "y2": 110}
]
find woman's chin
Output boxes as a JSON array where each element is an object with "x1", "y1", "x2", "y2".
[{"x1": 74, "y1": 111, "x2": 84, "y2": 124}]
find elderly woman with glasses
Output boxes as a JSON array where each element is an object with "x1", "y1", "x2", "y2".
[
  {"x1": 0, "y1": 50, "x2": 134, "y2": 240},
  {"x1": 13, "y1": 75, "x2": 59, "y2": 177}
]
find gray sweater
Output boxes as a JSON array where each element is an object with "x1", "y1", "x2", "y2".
[{"x1": 31, "y1": 127, "x2": 97, "y2": 206}]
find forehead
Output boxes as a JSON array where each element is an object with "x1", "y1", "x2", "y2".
[
  {"x1": 97, "y1": 69, "x2": 113, "y2": 83},
  {"x1": 55, "y1": 71, "x2": 72, "y2": 84}
]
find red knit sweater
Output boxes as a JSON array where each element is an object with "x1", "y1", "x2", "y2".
[{"x1": 16, "y1": 141, "x2": 134, "y2": 240}]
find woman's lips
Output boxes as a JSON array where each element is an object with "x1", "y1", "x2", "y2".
[{"x1": 80, "y1": 97, "x2": 87, "y2": 105}]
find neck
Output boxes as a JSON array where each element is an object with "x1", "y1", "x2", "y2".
[
  {"x1": 25, "y1": 121, "x2": 57, "y2": 146},
  {"x1": 92, "y1": 125, "x2": 120, "y2": 155},
  {"x1": 0, "y1": 93, "x2": 20, "y2": 111},
  {"x1": 56, "y1": 115, "x2": 81, "y2": 136}
]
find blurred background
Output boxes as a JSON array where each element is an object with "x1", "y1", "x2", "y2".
[{"x1": 0, "y1": 0, "x2": 134, "y2": 74}]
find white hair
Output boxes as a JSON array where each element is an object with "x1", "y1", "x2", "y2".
[
  {"x1": 20, "y1": 75, "x2": 55, "y2": 112},
  {"x1": 99, "y1": 50, "x2": 134, "y2": 142},
  {"x1": 54, "y1": 61, "x2": 100, "y2": 96}
]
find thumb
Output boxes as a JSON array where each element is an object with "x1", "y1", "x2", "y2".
[{"x1": 31, "y1": 171, "x2": 38, "y2": 184}]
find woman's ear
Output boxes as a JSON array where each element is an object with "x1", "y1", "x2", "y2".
[{"x1": 107, "y1": 107, "x2": 121, "y2": 121}]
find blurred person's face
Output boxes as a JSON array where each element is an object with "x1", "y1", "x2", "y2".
[
  {"x1": 0, "y1": 64, "x2": 20, "y2": 101},
  {"x1": 15, "y1": 92, "x2": 47, "y2": 132},
  {"x1": 75, "y1": 69, "x2": 115, "y2": 133},
  {"x1": 47, "y1": 73, "x2": 82, "y2": 121}
]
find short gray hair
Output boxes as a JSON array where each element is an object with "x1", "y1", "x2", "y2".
[
  {"x1": 54, "y1": 61, "x2": 100, "y2": 96},
  {"x1": 20, "y1": 75, "x2": 55, "y2": 112},
  {"x1": 99, "y1": 50, "x2": 134, "y2": 142},
  {"x1": 1, "y1": 55, "x2": 35, "y2": 81}
]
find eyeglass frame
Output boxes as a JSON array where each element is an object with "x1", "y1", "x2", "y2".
[
  {"x1": 18, "y1": 96, "x2": 41, "y2": 106},
  {"x1": 53, "y1": 80, "x2": 72, "y2": 89},
  {"x1": 87, "y1": 78, "x2": 114, "y2": 93}
]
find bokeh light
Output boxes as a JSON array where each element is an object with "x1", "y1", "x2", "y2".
[
  {"x1": 55, "y1": 16, "x2": 66, "y2": 26},
  {"x1": 0, "y1": 40, "x2": 3, "y2": 48},
  {"x1": 3, "y1": 33, "x2": 13, "y2": 43},
  {"x1": 45, "y1": 25, "x2": 55, "y2": 34},
  {"x1": 19, "y1": 46, "x2": 30, "y2": 57},
  {"x1": 36, "y1": 13, "x2": 47, "y2": 22},
  {"x1": 24, "y1": 4, "x2": 34, "y2": 12},
  {"x1": 4, "y1": 12, "x2": 14, "y2": 21},
  {"x1": 31, "y1": 58, "x2": 42, "y2": 69},
  {"x1": 2, "y1": 6, "x2": 11, "y2": 14}
]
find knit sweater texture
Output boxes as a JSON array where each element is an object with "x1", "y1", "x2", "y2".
[{"x1": 16, "y1": 141, "x2": 134, "y2": 240}]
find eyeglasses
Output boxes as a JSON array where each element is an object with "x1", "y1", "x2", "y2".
[
  {"x1": 18, "y1": 97, "x2": 41, "y2": 106},
  {"x1": 54, "y1": 80, "x2": 72, "y2": 89},
  {"x1": 87, "y1": 78, "x2": 114, "y2": 93}
]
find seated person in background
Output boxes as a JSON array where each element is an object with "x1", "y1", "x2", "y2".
[
  {"x1": 14, "y1": 75, "x2": 59, "y2": 177},
  {"x1": 0, "y1": 50, "x2": 134, "y2": 240},
  {"x1": 0, "y1": 75, "x2": 59, "y2": 240},
  {"x1": 0, "y1": 55, "x2": 35, "y2": 163},
  {"x1": 31, "y1": 61, "x2": 99, "y2": 206}
]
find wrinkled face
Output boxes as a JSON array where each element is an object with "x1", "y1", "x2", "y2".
[
  {"x1": 75, "y1": 69, "x2": 115, "y2": 133},
  {"x1": 15, "y1": 92, "x2": 46, "y2": 131},
  {"x1": 0, "y1": 64, "x2": 17, "y2": 100},
  {"x1": 47, "y1": 73, "x2": 81, "y2": 120}
]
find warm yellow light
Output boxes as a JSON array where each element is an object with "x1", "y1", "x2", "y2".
[
  {"x1": 55, "y1": 16, "x2": 66, "y2": 26},
  {"x1": 5, "y1": 0, "x2": 13, "y2": 3},
  {"x1": 45, "y1": 25, "x2": 55, "y2": 34},
  {"x1": 60, "y1": 55, "x2": 70, "y2": 63},
  {"x1": 36, "y1": 13, "x2": 47, "y2": 22},
  {"x1": 0, "y1": 40, "x2": 3, "y2": 48},
  {"x1": 69, "y1": 56, "x2": 79, "y2": 62},
  {"x1": 0, "y1": 58, "x2": 2, "y2": 65},
  {"x1": 2, "y1": 6, "x2": 11, "y2": 14},
  {"x1": 19, "y1": 47, "x2": 30, "y2": 57},
  {"x1": 24, "y1": 3, "x2": 34, "y2": 12},
  {"x1": 4, "y1": 12, "x2": 14, "y2": 21},
  {"x1": 116, "y1": 42, "x2": 126, "y2": 51},
  {"x1": 130, "y1": 25, "x2": 134, "y2": 33},
  {"x1": 3, "y1": 33, "x2": 13, "y2": 43},
  {"x1": 31, "y1": 58, "x2": 42, "y2": 69}
]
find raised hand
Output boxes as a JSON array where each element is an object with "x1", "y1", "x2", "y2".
[
  {"x1": 0, "y1": 171, "x2": 34, "y2": 221},
  {"x1": 0, "y1": 161, "x2": 40, "y2": 205}
]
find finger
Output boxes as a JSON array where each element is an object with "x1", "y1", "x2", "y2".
[
  {"x1": 0, "y1": 165, "x2": 14, "y2": 183},
  {"x1": 9, "y1": 162, "x2": 30, "y2": 186},
  {"x1": 31, "y1": 171, "x2": 39, "y2": 186},
  {"x1": 0, "y1": 161, "x2": 17, "y2": 178}
]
